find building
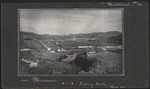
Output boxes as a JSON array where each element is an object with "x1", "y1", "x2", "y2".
[
  {"x1": 20, "y1": 48, "x2": 31, "y2": 51},
  {"x1": 78, "y1": 46, "x2": 94, "y2": 48},
  {"x1": 57, "y1": 49, "x2": 66, "y2": 52}
]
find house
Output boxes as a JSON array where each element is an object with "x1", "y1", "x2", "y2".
[
  {"x1": 20, "y1": 48, "x2": 31, "y2": 51},
  {"x1": 47, "y1": 48, "x2": 51, "y2": 52},
  {"x1": 29, "y1": 62, "x2": 38, "y2": 68},
  {"x1": 101, "y1": 47, "x2": 107, "y2": 50},
  {"x1": 57, "y1": 49, "x2": 66, "y2": 52},
  {"x1": 21, "y1": 58, "x2": 38, "y2": 68},
  {"x1": 106, "y1": 45, "x2": 116, "y2": 48},
  {"x1": 104, "y1": 45, "x2": 122, "y2": 50},
  {"x1": 49, "y1": 50, "x2": 55, "y2": 53},
  {"x1": 87, "y1": 51, "x2": 96, "y2": 54},
  {"x1": 78, "y1": 46, "x2": 94, "y2": 48}
]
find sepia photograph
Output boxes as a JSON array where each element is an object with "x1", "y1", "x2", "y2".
[
  {"x1": 2, "y1": 2, "x2": 149, "y2": 88},
  {"x1": 18, "y1": 9, "x2": 124, "y2": 76}
]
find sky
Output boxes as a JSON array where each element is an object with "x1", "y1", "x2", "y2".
[{"x1": 19, "y1": 9, "x2": 123, "y2": 35}]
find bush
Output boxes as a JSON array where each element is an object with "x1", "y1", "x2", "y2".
[{"x1": 79, "y1": 51, "x2": 122, "y2": 75}]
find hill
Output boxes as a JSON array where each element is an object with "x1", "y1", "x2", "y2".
[{"x1": 20, "y1": 31, "x2": 122, "y2": 49}]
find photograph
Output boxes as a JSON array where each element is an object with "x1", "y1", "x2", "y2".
[{"x1": 18, "y1": 9, "x2": 124, "y2": 76}]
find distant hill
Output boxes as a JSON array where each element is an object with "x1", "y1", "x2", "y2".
[
  {"x1": 20, "y1": 32, "x2": 46, "y2": 50},
  {"x1": 69, "y1": 31, "x2": 122, "y2": 45},
  {"x1": 20, "y1": 31, "x2": 44, "y2": 40},
  {"x1": 20, "y1": 31, "x2": 121, "y2": 39},
  {"x1": 70, "y1": 31, "x2": 121, "y2": 37},
  {"x1": 20, "y1": 31, "x2": 122, "y2": 47}
]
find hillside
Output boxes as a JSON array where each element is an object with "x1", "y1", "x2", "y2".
[
  {"x1": 19, "y1": 31, "x2": 123, "y2": 75},
  {"x1": 20, "y1": 31, "x2": 122, "y2": 50},
  {"x1": 71, "y1": 31, "x2": 121, "y2": 37}
]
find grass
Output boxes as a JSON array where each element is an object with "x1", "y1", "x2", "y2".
[
  {"x1": 19, "y1": 37, "x2": 122, "y2": 75},
  {"x1": 20, "y1": 39, "x2": 46, "y2": 51},
  {"x1": 42, "y1": 41, "x2": 62, "y2": 50},
  {"x1": 58, "y1": 41, "x2": 117, "y2": 48},
  {"x1": 31, "y1": 50, "x2": 66, "y2": 62},
  {"x1": 20, "y1": 50, "x2": 123, "y2": 75},
  {"x1": 29, "y1": 62, "x2": 80, "y2": 75},
  {"x1": 87, "y1": 51, "x2": 122, "y2": 74}
]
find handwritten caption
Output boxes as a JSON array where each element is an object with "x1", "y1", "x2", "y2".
[
  {"x1": 21, "y1": 77, "x2": 125, "y2": 88},
  {"x1": 102, "y1": 1, "x2": 142, "y2": 6}
]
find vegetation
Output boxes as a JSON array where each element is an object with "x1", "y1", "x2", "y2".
[{"x1": 19, "y1": 31, "x2": 123, "y2": 75}]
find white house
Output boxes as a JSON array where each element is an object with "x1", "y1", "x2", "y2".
[
  {"x1": 21, "y1": 58, "x2": 38, "y2": 68},
  {"x1": 49, "y1": 50, "x2": 55, "y2": 53},
  {"x1": 101, "y1": 47, "x2": 107, "y2": 50},
  {"x1": 78, "y1": 46, "x2": 94, "y2": 48},
  {"x1": 47, "y1": 48, "x2": 51, "y2": 52},
  {"x1": 57, "y1": 49, "x2": 66, "y2": 52},
  {"x1": 106, "y1": 45, "x2": 116, "y2": 48},
  {"x1": 20, "y1": 48, "x2": 30, "y2": 51},
  {"x1": 29, "y1": 62, "x2": 38, "y2": 68},
  {"x1": 88, "y1": 51, "x2": 96, "y2": 54}
]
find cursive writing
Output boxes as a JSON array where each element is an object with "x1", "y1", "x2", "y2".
[
  {"x1": 102, "y1": 1, "x2": 142, "y2": 7},
  {"x1": 62, "y1": 82, "x2": 74, "y2": 85},
  {"x1": 106, "y1": 2, "x2": 130, "y2": 6},
  {"x1": 21, "y1": 79, "x2": 28, "y2": 82},
  {"x1": 80, "y1": 82, "x2": 94, "y2": 88},
  {"x1": 79, "y1": 81, "x2": 125, "y2": 88},
  {"x1": 132, "y1": 1, "x2": 142, "y2": 6},
  {"x1": 110, "y1": 85, "x2": 125, "y2": 88},
  {"x1": 32, "y1": 77, "x2": 57, "y2": 83},
  {"x1": 20, "y1": 78, "x2": 126, "y2": 88},
  {"x1": 95, "y1": 82, "x2": 107, "y2": 87}
]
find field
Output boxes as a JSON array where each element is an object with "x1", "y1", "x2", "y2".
[
  {"x1": 58, "y1": 41, "x2": 117, "y2": 48},
  {"x1": 19, "y1": 31, "x2": 123, "y2": 75}
]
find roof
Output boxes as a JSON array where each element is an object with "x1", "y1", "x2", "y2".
[{"x1": 20, "y1": 48, "x2": 31, "y2": 51}]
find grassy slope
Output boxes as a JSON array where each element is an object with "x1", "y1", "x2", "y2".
[
  {"x1": 86, "y1": 51, "x2": 122, "y2": 74},
  {"x1": 21, "y1": 39, "x2": 46, "y2": 51},
  {"x1": 19, "y1": 31, "x2": 123, "y2": 75}
]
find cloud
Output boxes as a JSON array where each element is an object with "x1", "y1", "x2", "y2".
[{"x1": 19, "y1": 9, "x2": 122, "y2": 35}]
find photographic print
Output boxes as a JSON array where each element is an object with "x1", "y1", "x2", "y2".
[
  {"x1": 1, "y1": 2, "x2": 149, "y2": 88},
  {"x1": 18, "y1": 9, "x2": 124, "y2": 76}
]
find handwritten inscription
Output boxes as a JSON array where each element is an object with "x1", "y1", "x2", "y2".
[
  {"x1": 79, "y1": 81, "x2": 125, "y2": 88},
  {"x1": 110, "y1": 85, "x2": 125, "y2": 88},
  {"x1": 21, "y1": 79, "x2": 28, "y2": 82},
  {"x1": 102, "y1": 1, "x2": 142, "y2": 6},
  {"x1": 104, "y1": 2, "x2": 130, "y2": 6},
  {"x1": 80, "y1": 82, "x2": 94, "y2": 88},
  {"x1": 79, "y1": 82, "x2": 114, "y2": 88},
  {"x1": 132, "y1": 1, "x2": 142, "y2": 6},
  {"x1": 32, "y1": 77, "x2": 57, "y2": 83},
  {"x1": 20, "y1": 77, "x2": 125, "y2": 88},
  {"x1": 95, "y1": 82, "x2": 107, "y2": 87},
  {"x1": 62, "y1": 82, "x2": 74, "y2": 85}
]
